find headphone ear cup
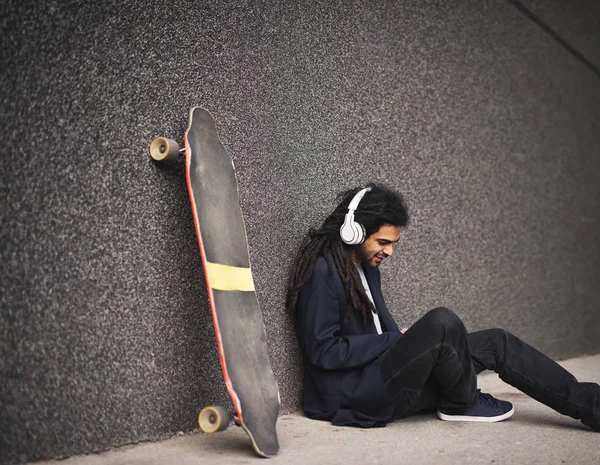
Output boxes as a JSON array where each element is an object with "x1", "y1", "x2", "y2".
[
  {"x1": 350, "y1": 222, "x2": 365, "y2": 245},
  {"x1": 340, "y1": 222, "x2": 366, "y2": 245},
  {"x1": 340, "y1": 217, "x2": 356, "y2": 244}
]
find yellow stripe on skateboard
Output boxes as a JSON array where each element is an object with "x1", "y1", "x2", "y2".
[{"x1": 205, "y1": 261, "x2": 255, "y2": 292}]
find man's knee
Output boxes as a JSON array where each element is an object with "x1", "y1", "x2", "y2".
[
  {"x1": 424, "y1": 307, "x2": 465, "y2": 332},
  {"x1": 485, "y1": 328, "x2": 509, "y2": 347}
]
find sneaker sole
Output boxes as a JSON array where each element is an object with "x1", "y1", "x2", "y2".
[{"x1": 437, "y1": 407, "x2": 514, "y2": 423}]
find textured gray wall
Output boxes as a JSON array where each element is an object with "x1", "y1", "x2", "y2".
[
  {"x1": 520, "y1": 0, "x2": 600, "y2": 69},
  {"x1": 2, "y1": 0, "x2": 600, "y2": 463}
]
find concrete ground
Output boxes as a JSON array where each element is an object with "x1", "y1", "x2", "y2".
[{"x1": 35, "y1": 355, "x2": 600, "y2": 465}]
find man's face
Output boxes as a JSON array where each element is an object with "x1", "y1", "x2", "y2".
[{"x1": 351, "y1": 224, "x2": 401, "y2": 267}]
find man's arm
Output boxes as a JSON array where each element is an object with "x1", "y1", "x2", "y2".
[{"x1": 298, "y1": 260, "x2": 401, "y2": 371}]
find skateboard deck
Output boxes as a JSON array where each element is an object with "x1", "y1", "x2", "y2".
[{"x1": 150, "y1": 107, "x2": 280, "y2": 457}]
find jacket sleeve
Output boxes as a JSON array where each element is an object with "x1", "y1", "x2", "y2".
[{"x1": 298, "y1": 260, "x2": 401, "y2": 371}]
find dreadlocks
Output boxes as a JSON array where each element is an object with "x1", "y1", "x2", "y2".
[{"x1": 286, "y1": 182, "x2": 409, "y2": 327}]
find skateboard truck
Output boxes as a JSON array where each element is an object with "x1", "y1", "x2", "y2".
[{"x1": 149, "y1": 137, "x2": 185, "y2": 163}]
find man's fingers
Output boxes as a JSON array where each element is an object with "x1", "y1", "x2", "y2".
[{"x1": 401, "y1": 328, "x2": 408, "y2": 334}]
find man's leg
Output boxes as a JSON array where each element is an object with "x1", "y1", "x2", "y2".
[
  {"x1": 379, "y1": 307, "x2": 478, "y2": 419},
  {"x1": 468, "y1": 329, "x2": 600, "y2": 431}
]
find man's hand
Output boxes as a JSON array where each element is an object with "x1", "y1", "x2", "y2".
[{"x1": 401, "y1": 328, "x2": 408, "y2": 334}]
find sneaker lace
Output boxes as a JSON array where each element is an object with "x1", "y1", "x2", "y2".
[{"x1": 477, "y1": 389, "x2": 498, "y2": 406}]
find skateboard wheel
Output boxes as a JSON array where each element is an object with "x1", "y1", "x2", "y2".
[
  {"x1": 198, "y1": 406, "x2": 231, "y2": 434},
  {"x1": 149, "y1": 137, "x2": 180, "y2": 162}
]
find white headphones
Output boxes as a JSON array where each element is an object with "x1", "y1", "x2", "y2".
[{"x1": 339, "y1": 187, "x2": 371, "y2": 245}]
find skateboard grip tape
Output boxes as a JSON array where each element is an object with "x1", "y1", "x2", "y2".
[{"x1": 205, "y1": 261, "x2": 255, "y2": 292}]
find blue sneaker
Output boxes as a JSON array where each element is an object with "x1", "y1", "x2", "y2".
[{"x1": 437, "y1": 389, "x2": 514, "y2": 422}]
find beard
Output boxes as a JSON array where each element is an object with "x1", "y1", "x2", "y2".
[
  {"x1": 353, "y1": 244, "x2": 373, "y2": 263},
  {"x1": 353, "y1": 244, "x2": 385, "y2": 267}
]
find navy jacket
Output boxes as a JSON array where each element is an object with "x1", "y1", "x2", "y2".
[{"x1": 295, "y1": 256, "x2": 402, "y2": 427}]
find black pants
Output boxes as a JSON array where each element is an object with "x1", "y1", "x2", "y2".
[{"x1": 379, "y1": 307, "x2": 599, "y2": 430}]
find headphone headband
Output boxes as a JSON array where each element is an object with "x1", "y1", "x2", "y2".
[{"x1": 347, "y1": 187, "x2": 371, "y2": 211}]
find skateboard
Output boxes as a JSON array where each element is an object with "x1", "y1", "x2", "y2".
[{"x1": 149, "y1": 107, "x2": 280, "y2": 457}]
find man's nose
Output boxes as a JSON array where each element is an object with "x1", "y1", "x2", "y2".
[{"x1": 384, "y1": 245, "x2": 393, "y2": 257}]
